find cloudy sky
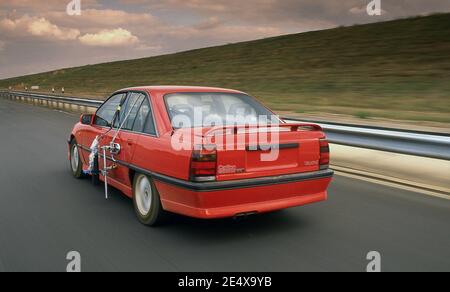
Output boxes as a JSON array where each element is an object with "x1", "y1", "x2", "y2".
[{"x1": 1, "y1": 0, "x2": 449, "y2": 79}]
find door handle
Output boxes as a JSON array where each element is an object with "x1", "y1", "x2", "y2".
[{"x1": 127, "y1": 139, "x2": 134, "y2": 146}]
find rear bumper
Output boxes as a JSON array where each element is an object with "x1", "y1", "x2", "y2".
[{"x1": 153, "y1": 169, "x2": 334, "y2": 219}]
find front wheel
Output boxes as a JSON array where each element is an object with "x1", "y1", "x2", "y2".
[
  {"x1": 133, "y1": 173, "x2": 166, "y2": 226},
  {"x1": 70, "y1": 140, "x2": 83, "y2": 179}
]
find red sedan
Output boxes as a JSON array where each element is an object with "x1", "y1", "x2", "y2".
[{"x1": 68, "y1": 86, "x2": 333, "y2": 226}]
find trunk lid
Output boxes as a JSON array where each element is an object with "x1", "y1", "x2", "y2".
[{"x1": 198, "y1": 123, "x2": 326, "y2": 181}]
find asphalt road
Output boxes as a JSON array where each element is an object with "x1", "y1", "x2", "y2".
[{"x1": 0, "y1": 98, "x2": 449, "y2": 272}]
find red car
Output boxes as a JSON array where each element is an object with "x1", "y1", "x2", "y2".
[{"x1": 68, "y1": 86, "x2": 333, "y2": 226}]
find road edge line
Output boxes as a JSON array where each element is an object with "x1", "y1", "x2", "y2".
[{"x1": 332, "y1": 165, "x2": 450, "y2": 200}]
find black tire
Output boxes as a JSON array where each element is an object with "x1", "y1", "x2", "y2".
[
  {"x1": 133, "y1": 173, "x2": 166, "y2": 226},
  {"x1": 69, "y1": 140, "x2": 83, "y2": 179}
]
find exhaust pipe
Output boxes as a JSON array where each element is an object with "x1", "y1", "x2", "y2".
[{"x1": 233, "y1": 211, "x2": 258, "y2": 220}]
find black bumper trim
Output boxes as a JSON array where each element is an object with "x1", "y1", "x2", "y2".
[{"x1": 149, "y1": 169, "x2": 334, "y2": 192}]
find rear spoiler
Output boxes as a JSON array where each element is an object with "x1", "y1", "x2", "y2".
[
  {"x1": 204, "y1": 123, "x2": 323, "y2": 136},
  {"x1": 283, "y1": 123, "x2": 324, "y2": 132}
]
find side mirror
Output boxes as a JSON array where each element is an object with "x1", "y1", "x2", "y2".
[
  {"x1": 80, "y1": 114, "x2": 93, "y2": 125},
  {"x1": 109, "y1": 142, "x2": 121, "y2": 155}
]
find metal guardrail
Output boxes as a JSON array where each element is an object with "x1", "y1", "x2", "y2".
[
  {"x1": 285, "y1": 118, "x2": 450, "y2": 161},
  {"x1": 1, "y1": 90, "x2": 449, "y2": 160},
  {"x1": 0, "y1": 90, "x2": 103, "y2": 107}
]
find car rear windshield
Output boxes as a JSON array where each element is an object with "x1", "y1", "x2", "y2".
[{"x1": 165, "y1": 92, "x2": 277, "y2": 128}]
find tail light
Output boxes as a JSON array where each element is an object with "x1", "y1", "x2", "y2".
[
  {"x1": 190, "y1": 145, "x2": 217, "y2": 182},
  {"x1": 319, "y1": 139, "x2": 330, "y2": 170}
]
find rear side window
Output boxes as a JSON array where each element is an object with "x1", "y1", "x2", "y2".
[
  {"x1": 143, "y1": 101, "x2": 156, "y2": 135},
  {"x1": 94, "y1": 93, "x2": 125, "y2": 127},
  {"x1": 133, "y1": 97, "x2": 157, "y2": 135},
  {"x1": 117, "y1": 92, "x2": 145, "y2": 130}
]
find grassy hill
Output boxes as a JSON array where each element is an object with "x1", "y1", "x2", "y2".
[{"x1": 1, "y1": 13, "x2": 450, "y2": 124}]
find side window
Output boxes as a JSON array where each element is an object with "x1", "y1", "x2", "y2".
[
  {"x1": 133, "y1": 97, "x2": 156, "y2": 135},
  {"x1": 143, "y1": 101, "x2": 157, "y2": 135},
  {"x1": 117, "y1": 92, "x2": 145, "y2": 130},
  {"x1": 94, "y1": 93, "x2": 125, "y2": 127}
]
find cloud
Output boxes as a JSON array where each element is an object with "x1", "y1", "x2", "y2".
[
  {"x1": 0, "y1": 18, "x2": 17, "y2": 30},
  {"x1": 78, "y1": 28, "x2": 139, "y2": 47},
  {"x1": 47, "y1": 9, "x2": 158, "y2": 29},
  {"x1": 0, "y1": 13, "x2": 139, "y2": 45},
  {"x1": 0, "y1": 15, "x2": 80, "y2": 40},
  {"x1": 349, "y1": 6, "x2": 367, "y2": 15},
  {"x1": 194, "y1": 17, "x2": 224, "y2": 30},
  {"x1": 27, "y1": 17, "x2": 80, "y2": 40}
]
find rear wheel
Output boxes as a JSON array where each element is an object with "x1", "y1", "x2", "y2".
[
  {"x1": 133, "y1": 173, "x2": 166, "y2": 226},
  {"x1": 70, "y1": 140, "x2": 83, "y2": 179}
]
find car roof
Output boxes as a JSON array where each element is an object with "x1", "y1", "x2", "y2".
[{"x1": 117, "y1": 86, "x2": 246, "y2": 96}]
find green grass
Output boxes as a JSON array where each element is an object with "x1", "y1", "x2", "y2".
[
  {"x1": 355, "y1": 112, "x2": 371, "y2": 120},
  {"x1": 1, "y1": 13, "x2": 450, "y2": 124}
]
